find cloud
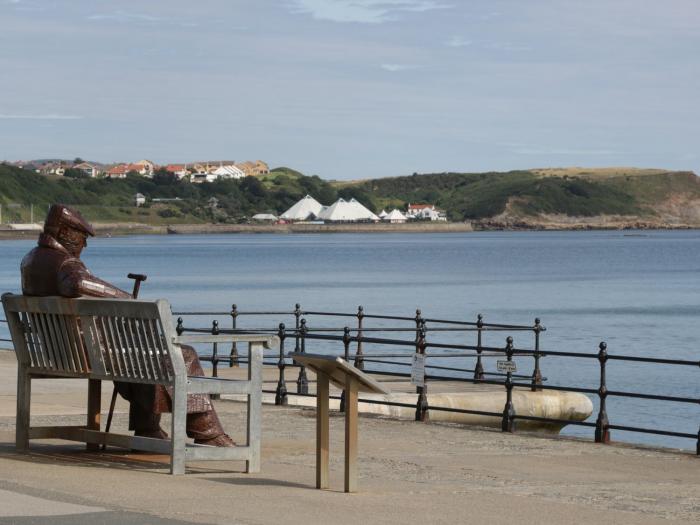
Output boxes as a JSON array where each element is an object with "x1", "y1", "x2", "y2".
[
  {"x1": 381, "y1": 63, "x2": 420, "y2": 72},
  {"x1": 513, "y1": 147, "x2": 618, "y2": 156},
  {"x1": 0, "y1": 114, "x2": 84, "y2": 120},
  {"x1": 446, "y1": 36, "x2": 471, "y2": 47},
  {"x1": 289, "y1": 0, "x2": 451, "y2": 24},
  {"x1": 87, "y1": 11, "x2": 162, "y2": 23}
]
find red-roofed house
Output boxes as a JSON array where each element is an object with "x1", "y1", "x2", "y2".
[
  {"x1": 106, "y1": 164, "x2": 129, "y2": 178},
  {"x1": 164, "y1": 164, "x2": 190, "y2": 179}
]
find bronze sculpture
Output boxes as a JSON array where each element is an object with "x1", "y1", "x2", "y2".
[{"x1": 21, "y1": 204, "x2": 235, "y2": 446}]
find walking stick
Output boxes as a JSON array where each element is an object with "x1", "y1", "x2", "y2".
[{"x1": 102, "y1": 273, "x2": 147, "y2": 450}]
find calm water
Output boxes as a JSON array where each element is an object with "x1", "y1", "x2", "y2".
[{"x1": 1, "y1": 231, "x2": 698, "y2": 450}]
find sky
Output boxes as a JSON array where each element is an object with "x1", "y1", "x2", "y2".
[{"x1": 0, "y1": 0, "x2": 698, "y2": 180}]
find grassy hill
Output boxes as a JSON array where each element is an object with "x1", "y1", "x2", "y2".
[
  {"x1": 0, "y1": 165, "x2": 339, "y2": 224},
  {"x1": 336, "y1": 168, "x2": 700, "y2": 224},
  {"x1": 2, "y1": 163, "x2": 699, "y2": 228}
]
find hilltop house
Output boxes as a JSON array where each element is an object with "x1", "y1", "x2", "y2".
[
  {"x1": 106, "y1": 164, "x2": 129, "y2": 178},
  {"x1": 73, "y1": 162, "x2": 100, "y2": 178},
  {"x1": 235, "y1": 160, "x2": 269, "y2": 177},
  {"x1": 164, "y1": 164, "x2": 190, "y2": 179},
  {"x1": 212, "y1": 164, "x2": 246, "y2": 179}
]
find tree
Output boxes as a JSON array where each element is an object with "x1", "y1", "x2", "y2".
[{"x1": 73, "y1": 157, "x2": 84, "y2": 165}]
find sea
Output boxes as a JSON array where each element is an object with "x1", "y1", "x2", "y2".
[{"x1": 1, "y1": 230, "x2": 698, "y2": 451}]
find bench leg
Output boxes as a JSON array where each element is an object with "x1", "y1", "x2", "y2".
[
  {"x1": 344, "y1": 378, "x2": 358, "y2": 493},
  {"x1": 246, "y1": 343, "x2": 263, "y2": 474},
  {"x1": 171, "y1": 382, "x2": 187, "y2": 475},
  {"x1": 16, "y1": 366, "x2": 30, "y2": 452},
  {"x1": 86, "y1": 379, "x2": 101, "y2": 451}
]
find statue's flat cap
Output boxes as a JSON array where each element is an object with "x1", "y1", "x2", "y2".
[{"x1": 44, "y1": 204, "x2": 95, "y2": 237}]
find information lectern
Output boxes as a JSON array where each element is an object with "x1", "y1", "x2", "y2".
[{"x1": 288, "y1": 352, "x2": 390, "y2": 493}]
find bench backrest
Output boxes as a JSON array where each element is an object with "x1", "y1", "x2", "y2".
[{"x1": 1, "y1": 294, "x2": 185, "y2": 384}]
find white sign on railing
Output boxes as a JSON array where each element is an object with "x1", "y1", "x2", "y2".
[
  {"x1": 411, "y1": 353, "x2": 425, "y2": 387},
  {"x1": 497, "y1": 360, "x2": 517, "y2": 373}
]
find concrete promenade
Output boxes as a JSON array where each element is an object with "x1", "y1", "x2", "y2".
[{"x1": 0, "y1": 351, "x2": 697, "y2": 524}]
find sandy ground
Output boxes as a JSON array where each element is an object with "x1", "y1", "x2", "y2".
[{"x1": 0, "y1": 352, "x2": 698, "y2": 524}]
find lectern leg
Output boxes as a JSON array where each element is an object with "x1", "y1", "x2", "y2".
[
  {"x1": 316, "y1": 372, "x2": 329, "y2": 489},
  {"x1": 344, "y1": 378, "x2": 358, "y2": 493}
]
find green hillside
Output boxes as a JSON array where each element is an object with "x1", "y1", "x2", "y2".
[
  {"x1": 338, "y1": 169, "x2": 700, "y2": 221},
  {"x1": 0, "y1": 165, "x2": 339, "y2": 224},
  {"x1": 2, "y1": 163, "x2": 699, "y2": 226}
]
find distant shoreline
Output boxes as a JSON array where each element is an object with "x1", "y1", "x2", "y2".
[{"x1": 1, "y1": 220, "x2": 698, "y2": 240}]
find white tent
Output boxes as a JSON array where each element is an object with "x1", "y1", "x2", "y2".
[
  {"x1": 280, "y1": 195, "x2": 324, "y2": 221},
  {"x1": 378, "y1": 209, "x2": 388, "y2": 219},
  {"x1": 317, "y1": 198, "x2": 379, "y2": 222},
  {"x1": 382, "y1": 209, "x2": 407, "y2": 223}
]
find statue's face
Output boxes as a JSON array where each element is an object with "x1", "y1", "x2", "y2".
[{"x1": 58, "y1": 227, "x2": 88, "y2": 257}]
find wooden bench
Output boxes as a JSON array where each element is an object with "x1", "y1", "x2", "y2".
[{"x1": 1, "y1": 293, "x2": 278, "y2": 475}]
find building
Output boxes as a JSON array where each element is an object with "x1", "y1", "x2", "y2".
[
  {"x1": 317, "y1": 198, "x2": 379, "y2": 222},
  {"x1": 251, "y1": 213, "x2": 278, "y2": 222},
  {"x1": 134, "y1": 193, "x2": 146, "y2": 207},
  {"x1": 279, "y1": 195, "x2": 324, "y2": 222},
  {"x1": 39, "y1": 162, "x2": 67, "y2": 176},
  {"x1": 73, "y1": 162, "x2": 100, "y2": 178},
  {"x1": 164, "y1": 164, "x2": 190, "y2": 179},
  {"x1": 127, "y1": 160, "x2": 155, "y2": 177},
  {"x1": 212, "y1": 165, "x2": 246, "y2": 179},
  {"x1": 106, "y1": 164, "x2": 129, "y2": 178},
  {"x1": 406, "y1": 203, "x2": 447, "y2": 221},
  {"x1": 235, "y1": 160, "x2": 269, "y2": 177}
]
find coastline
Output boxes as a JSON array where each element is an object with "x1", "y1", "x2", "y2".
[{"x1": 1, "y1": 219, "x2": 698, "y2": 240}]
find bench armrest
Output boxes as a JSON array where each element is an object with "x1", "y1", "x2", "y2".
[{"x1": 172, "y1": 334, "x2": 279, "y2": 349}]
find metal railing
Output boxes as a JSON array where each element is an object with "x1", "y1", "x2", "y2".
[
  {"x1": 1, "y1": 305, "x2": 697, "y2": 453},
  {"x1": 173, "y1": 304, "x2": 700, "y2": 454}
]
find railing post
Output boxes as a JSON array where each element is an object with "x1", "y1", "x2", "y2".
[
  {"x1": 229, "y1": 304, "x2": 239, "y2": 367},
  {"x1": 531, "y1": 317, "x2": 543, "y2": 391},
  {"x1": 595, "y1": 342, "x2": 610, "y2": 444},
  {"x1": 474, "y1": 313, "x2": 484, "y2": 381},
  {"x1": 501, "y1": 336, "x2": 515, "y2": 432},
  {"x1": 696, "y1": 426, "x2": 699, "y2": 456},
  {"x1": 294, "y1": 303, "x2": 301, "y2": 353},
  {"x1": 354, "y1": 306, "x2": 364, "y2": 370},
  {"x1": 415, "y1": 322, "x2": 429, "y2": 422},
  {"x1": 176, "y1": 317, "x2": 184, "y2": 336},
  {"x1": 340, "y1": 326, "x2": 351, "y2": 412},
  {"x1": 296, "y1": 318, "x2": 309, "y2": 394},
  {"x1": 275, "y1": 323, "x2": 288, "y2": 406},
  {"x1": 211, "y1": 320, "x2": 220, "y2": 400}
]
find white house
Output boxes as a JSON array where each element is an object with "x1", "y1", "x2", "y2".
[
  {"x1": 73, "y1": 162, "x2": 100, "y2": 178},
  {"x1": 212, "y1": 165, "x2": 246, "y2": 179},
  {"x1": 134, "y1": 193, "x2": 146, "y2": 207},
  {"x1": 251, "y1": 213, "x2": 278, "y2": 222},
  {"x1": 406, "y1": 203, "x2": 447, "y2": 221},
  {"x1": 280, "y1": 195, "x2": 324, "y2": 221}
]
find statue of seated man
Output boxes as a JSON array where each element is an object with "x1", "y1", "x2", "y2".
[{"x1": 20, "y1": 204, "x2": 234, "y2": 447}]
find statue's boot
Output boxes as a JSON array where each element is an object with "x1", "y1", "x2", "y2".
[
  {"x1": 187, "y1": 410, "x2": 235, "y2": 447},
  {"x1": 131, "y1": 404, "x2": 168, "y2": 439}
]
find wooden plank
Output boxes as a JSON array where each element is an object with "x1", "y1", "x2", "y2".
[
  {"x1": 288, "y1": 352, "x2": 390, "y2": 395},
  {"x1": 344, "y1": 377, "x2": 359, "y2": 493},
  {"x1": 316, "y1": 371, "x2": 330, "y2": 489}
]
